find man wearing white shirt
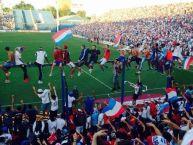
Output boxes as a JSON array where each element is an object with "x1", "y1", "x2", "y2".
[
  {"x1": 65, "y1": 92, "x2": 83, "y2": 114},
  {"x1": 15, "y1": 47, "x2": 29, "y2": 83},
  {"x1": 35, "y1": 47, "x2": 49, "y2": 84},
  {"x1": 172, "y1": 43, "x2": 183, "y2": 66},
  {"x1": 47, "y1": 118, "x2": 57, "y2": 134},
  {"x1": 56, "y1": 116, "x2": 67, "y2": 131},
  {"x1": 48, "y1": 83, "x2": 58, "y2": 118},
  {"x1": 33, "y1": 86, "x2": 50, "y2": 114},
  {"x1": 86, "y1": 115, "x2": 91, "y2": 129}
]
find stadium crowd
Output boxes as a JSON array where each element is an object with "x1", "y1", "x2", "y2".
[
  {"x1": 72, "y1": 2, "x2": 193, "y2": 57},
  {"x1": 0, "y1": 77, "x2": 193, "y2": 145},
  {"x1": 0, "y1": 12, "x2": 15, "y2": 30},
  {"x1": 73, "y1": 13, "x2": 193, "y2": 57},
  {"x1": 91, "y1": 2, "x2": 193, "y2": 22},
  {"x1": 0, "y1": 2, "x2": 193, "y2": 145}
]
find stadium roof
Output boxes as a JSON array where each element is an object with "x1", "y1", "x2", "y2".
[{"x1": 59, "y1": 15, "x2": 83, "y2": 22}]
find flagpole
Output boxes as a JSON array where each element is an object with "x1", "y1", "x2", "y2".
[
  {"x1": 56, "y1": 0, "x2": 59, "y2": 32},
  {"x1": 61, "y1": 71, "x2": 65, "y2": 113},
  {"x1": 121, "y1": 58, "x2": 126, "y2": 104}
]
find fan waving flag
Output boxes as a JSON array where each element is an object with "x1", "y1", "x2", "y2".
[
  {"x1": 114, "y1": 33, "x2": 121, "y2": 48},
  {"x1": 102, "y1": 99, "x2": 125, "y2": 118},
  {"x1": 166, "y1": 88, "x2": 178, "y2": 103},
  {"x1": 183, "y1": 57, "x2": 193, "y2": 70},
  {"x1": 52, "y1": 29, "x2": 72, "y2": 45}
]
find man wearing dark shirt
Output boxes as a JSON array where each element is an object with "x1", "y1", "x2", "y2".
[
  {"x1": 88, "y1": 45, "x2": 100, "y2": 73},
  {"x1": 76, "y1": 45, "x2": 89, "y2": 76}
]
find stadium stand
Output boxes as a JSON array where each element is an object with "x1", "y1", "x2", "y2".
[
  {"x1": 13, "y1": 10, "x2": 56, "y2": 30},
  {"x1": 13, "y1": 10, "x2": 25, "y2": 30},
  {"x1": 0, "y1": 3, "x2": 14, "y2": 30},
  {"x1": 91, "y1": 2, "x2": 193, "y2": 22},
  {"x1": 22, "y1": 10, "x2": 34, "y2": 30},
  {"x1": 32, "y1": 10, "x2": 42, "y2": 23},
  {"x1": 72, "y1": 2, "x2": 193, "y2": 55}
]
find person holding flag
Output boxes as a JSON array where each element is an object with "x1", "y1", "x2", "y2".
[{"x1": 34, "y1": 47, "x2": 49, "y2": 84}]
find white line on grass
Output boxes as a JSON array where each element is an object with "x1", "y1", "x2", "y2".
[{"x1": 81, "y1": 68, "x2": 112, "y2": 90}]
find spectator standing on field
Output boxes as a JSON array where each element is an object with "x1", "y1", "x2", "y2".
[{"x1": 34, "y1": 47, "x2": 49, "y2": 84}]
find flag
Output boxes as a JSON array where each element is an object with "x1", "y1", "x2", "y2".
[
  {"x1": 102, "y1": 99, "x2": 125, "y2": 118},
  {"x1": 181, "y1": 128, "x2": 193, "y2": 145},
  {"x1": 183, "y1": 57, "x2": 193, "y2": 70},
  {"x1": 166, "y1": 88, "x2": 178, "y2": 102},
  {"x1": 52, "y1": 29, "x2": 72, "y2": 45},
  {"x1": 158, "y1": 102, "x2": 170, "y2": 114},
  {"x1": 114, "y1": 33, "x2": 121, "y2": 47}
]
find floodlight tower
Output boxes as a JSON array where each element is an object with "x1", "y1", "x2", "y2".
[
  {"x1": 0, "y1": 0, "x2": 2, "y2": 12},
  {"x1": 56, "y1": 0, "x2": 59, "y2": 32}
]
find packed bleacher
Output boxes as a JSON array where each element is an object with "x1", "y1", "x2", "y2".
[
  {"x1": 91, "y1": 2, "x2": 193, "y2": 22},
  {"x1": 0, "y1": 12, "x2": 15, "y2": 30},
  {"x1": 72, "y1": 2, "x2": 193, "y2": 57}
]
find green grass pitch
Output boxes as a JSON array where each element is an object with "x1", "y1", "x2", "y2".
[{"x1": 0, "y1": 32, "x2": 193, "y2": 108}]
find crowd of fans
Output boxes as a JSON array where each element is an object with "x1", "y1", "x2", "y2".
[
  {"x1": 0, "y1": 11, "x2": 15, "y2": 30},
  {"x1": 91, "y1": 2, "x2": 193, "y2": 22},
  {"x1": 72, "y1": 2, "x2": 193, "y2": 57},
  {"x1": 0, "y1": 5, "x2": 14, "y2": 30}
]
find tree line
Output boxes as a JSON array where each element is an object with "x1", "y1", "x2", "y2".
[{"x1": 2, "y1": 0, "x2": 86, "y2": 18}]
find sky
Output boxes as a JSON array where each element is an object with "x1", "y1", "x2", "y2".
[{"x1": 1, "y1": 0, "x2": 193, "y2": 16}]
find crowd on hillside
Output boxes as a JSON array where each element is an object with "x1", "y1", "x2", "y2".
[
  {"x1": 72, "y1": 13, "x2": 193, "y2": 57},
  {"x1": 91, "y1": 2, "x2": 193, "y2": 22}
]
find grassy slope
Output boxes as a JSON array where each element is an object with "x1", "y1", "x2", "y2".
[{"x1": 0, "y1": 32, "x2": 192, "y2": 107}]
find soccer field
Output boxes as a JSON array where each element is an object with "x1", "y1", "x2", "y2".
[{"x1": 0, "y1": 32, "x2": 193, "y2": 108}]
